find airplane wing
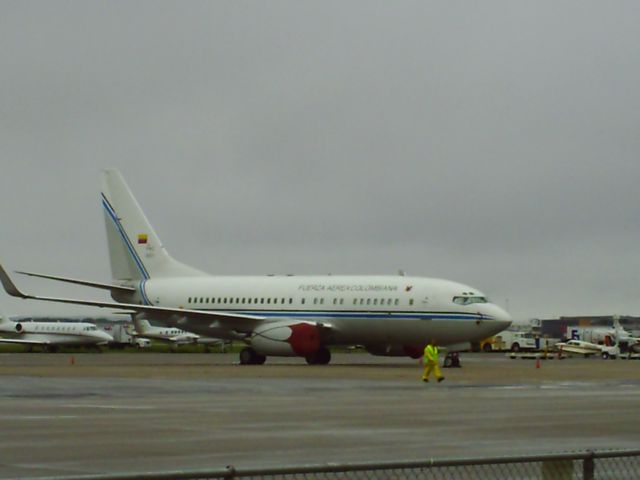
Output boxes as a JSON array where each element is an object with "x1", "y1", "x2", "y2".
[
  {"x1": 0, "y1": 263, "x2": 265, "y2": 331},
  {"x1": 168, "y1": 336, "x2": 199, "y2": 345},
  {"x1": 15, "y1": 270, "x2": 137, "y2": 294},
  {"x1": 0, "y1": 338, "x2": 50, "y2": 345},
  {"x1": 562, "y1": 347, "x2": 592, "y2": 355}
]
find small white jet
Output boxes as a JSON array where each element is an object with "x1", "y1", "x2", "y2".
[
  {"x1": 555, "y1": 339, "x2": 619, "y2": 359},
  {"x1": 0, "y1": 309, "x2": 113, "y2": 352},
  {"x1": 0, "y1": 169, "x2": 511, "y2": 365},
  {"x1": 132, "y1": 318, "x2": 224, "y2": 347}
]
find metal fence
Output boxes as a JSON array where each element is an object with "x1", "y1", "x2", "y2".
[{"x1": 19, "y1": 449, "x2": 640, "y2": 480}]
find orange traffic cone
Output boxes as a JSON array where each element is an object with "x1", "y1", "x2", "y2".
[
  {"x1": 535, "y1": 357, "x2": 540, "y2": 369},
  {"x1": 70, "y1": 356, "x2": 75, "y2": 365}
]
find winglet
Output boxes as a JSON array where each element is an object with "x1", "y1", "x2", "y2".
[{"x1": 0, "y1": 264, "x2": 29, "y2": 298}]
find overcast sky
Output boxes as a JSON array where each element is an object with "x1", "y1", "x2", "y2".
[{"x1": 1, "y1": 1, "x2": 639, "y2": 322}]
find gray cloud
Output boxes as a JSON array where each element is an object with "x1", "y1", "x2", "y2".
[{"x1": 1, "y1": 1, "x2": 639, "y2": 321}]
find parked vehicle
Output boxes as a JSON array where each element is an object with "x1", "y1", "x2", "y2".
[{"x1": 493, "y1": 331, "x2": 539, "y2": 352}]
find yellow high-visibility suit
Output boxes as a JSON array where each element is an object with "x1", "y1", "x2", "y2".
[{"x1": 422, "y1": 344, "x2": 444, "y2": 382}]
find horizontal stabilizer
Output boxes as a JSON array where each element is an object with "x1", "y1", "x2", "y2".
[{"x1": 15, "y1": 271, "x2": 136, "y2": 294}]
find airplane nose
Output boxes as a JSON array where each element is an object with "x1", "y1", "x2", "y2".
[
  {"x1": 481, "y1": 304, "x2": 512, "y2": 332},
  {"x1": 494, "y1": 305, "x2": 512, "y2": 330},
  {"x1": 101, "y1": 332, "x2": 114, "y2": 342}
]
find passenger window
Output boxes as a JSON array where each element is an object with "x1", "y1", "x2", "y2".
[
  {"x1": 289, "y1": 298, "x2": 293, "y2": 304},
  {"x1": 409, "y1": 299, "x2": 414, "y2": 306},
  {"x1": 340, "y1": 299, "x2": 344, "y2": 305},
  {"x1": 301, "y1": 298, "x2": 306, "y2": 305},
  {"x1": 320, "y1": 298, "x2": 324, "y2": 305},
  {"x1": 395, "y1": 299, "x2": 399, "y2": 306},
  {"x1": 188, "y1": 297, "x2": 192, "y2": 303},
  {"x1": 373, "y1": 299, "x2": 378, "y2": 305},
  {"x1": 367, "y1": 299, "x2": 371, "y2": 305},
  {"x1": 313, "y1": 298, "x2": 318, "y2": 305}
]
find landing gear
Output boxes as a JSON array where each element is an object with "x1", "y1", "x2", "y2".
[
  {"x1": 443, "y1": 352, "x2": 461, "y2": 368},
  {"x1": 239, "y1": 347, "x2": 266, "y2": 365},
  {"x1": 305, "y1": 347, "x2": 331, "y2": 365}
]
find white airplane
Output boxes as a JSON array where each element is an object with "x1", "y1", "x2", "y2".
[
  {"x1": 566, "y1": 317, "x2": 640, "y2": 354},
  {"x1": 555, "y1": 339, "x2": 619, "y2": 359},
  {"x1": 132, "y1": 318, "x2": 224, "y2": 347},
  {"x1": 0, "y1": 309, "x2": 113, "y2": 351},
  {"x1": 0, "y1": 169, "x2": 511, "y2": 364}
]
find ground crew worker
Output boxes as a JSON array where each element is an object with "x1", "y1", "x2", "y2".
[{"x1": 422, "y1": 339, "x2": 445, "y2": 383}]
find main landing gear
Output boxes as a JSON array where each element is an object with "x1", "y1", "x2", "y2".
[
  {"x1": 239, "y1": 347, "x2": 266, "y2": 365},
  {"x1": 238, "y1": 347, "x2": 332, "y2": 365},
  {"x1": 305, "y1": 347, "x2": 331, "y2": 365}
]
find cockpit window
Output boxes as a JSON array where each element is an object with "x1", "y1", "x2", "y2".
[{"x1": 452, "y1": 296, "x2": 488, "y2": 305}]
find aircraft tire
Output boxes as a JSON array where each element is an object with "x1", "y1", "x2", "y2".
[
  {"x1": 305, "y1": 347, "x2": 331, "y2": 365},
  {"x1": 239, "y1": 347, "x2": 265, "y2": 365},
  {"x1": 511, "y1": 343, "x2": 521, "y2": 352},
  {"x1": 601, "y1": 352, "x2": 610, "y2": 360}
]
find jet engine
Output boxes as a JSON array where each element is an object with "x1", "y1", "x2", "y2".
[
  {"x1": 250, "y1": 320, "x2": 322, "y2": 357},
  {"x1": 15, "y1": 323, "x2": 23, "y2": 333}
]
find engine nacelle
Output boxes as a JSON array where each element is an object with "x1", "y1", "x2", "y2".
[
  {"x1": 15, "y1": 322, "x2": 23, "y2": 333},
  {"x1": 250, "y1": 321, "x2": 321, "y2": 357}
]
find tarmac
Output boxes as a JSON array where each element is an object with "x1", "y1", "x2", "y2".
[{"x1": 1, "y1": 352, "x2": 639, "y2": 478}]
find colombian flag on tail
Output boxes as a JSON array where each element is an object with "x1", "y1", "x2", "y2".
[{"x1": 137, "y1": 234, "x2": 148, "y2": 244}]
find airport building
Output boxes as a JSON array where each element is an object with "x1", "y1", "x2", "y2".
[{"x1": 531, "y1": 315, "x2": 640, "y2": 339}]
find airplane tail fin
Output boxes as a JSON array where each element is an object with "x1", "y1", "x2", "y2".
[
  {"x1": 133, "y1": 317, "x2": 152, "y2": 334},
  {"x1": 101, "y1": 169, "x2": 206, "y2": 282},
  {"x1": 612, "y1": 315, "x2": 627, "y2": 340}
]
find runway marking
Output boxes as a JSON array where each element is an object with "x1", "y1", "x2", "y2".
[
  {"x1": 0, "y1": 415, "x2": 80, "y2": 420},
  {"x1": 62, "y1": 404, "x2": 154, "y2": 410}
]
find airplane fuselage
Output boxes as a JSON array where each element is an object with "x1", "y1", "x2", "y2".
[
  {"x1": 121, "y1": 274, "x2": 511, "y2": 354},
  {"x1": 0, "y1": 321, "x2": 113, "y2": 347}
]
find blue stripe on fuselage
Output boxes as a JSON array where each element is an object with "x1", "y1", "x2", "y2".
[
  {"x1": 102, "y1": 193, "x2": 151, "y2": 305},
  {"x1": 101, "y1": 194, "x2": 150, "y2": 281},
  {"x1": 200, "y1": 310, "x2": 491, "y2": 321}
]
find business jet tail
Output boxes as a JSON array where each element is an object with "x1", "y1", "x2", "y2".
[
  {"x1": 101, "y1": 169, "x2": 206, "y2": 282},
  {"x1": 133, "y1": 317, "x2": 152, "y2": 334}
]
